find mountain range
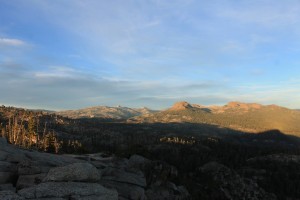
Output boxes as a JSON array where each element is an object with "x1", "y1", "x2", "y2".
[
  {"x1": 53, "y1": 101, "x2": 300, "y2": 136},
  {"x1": 56, "y1": 106, "x2": 156, "y2": 120},
  {"x1": 1, "y1": 102, "x2": 300, "y2": 199},
  {"x1": 129, "y1": 101, "x2": 300, "y2": 136}
]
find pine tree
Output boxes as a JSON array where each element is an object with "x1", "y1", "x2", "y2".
[{"x1": 28, "y1": 116, "x2": 36, "y2": 147}]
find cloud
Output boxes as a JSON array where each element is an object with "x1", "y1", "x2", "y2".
[
  {"x1": 0, "y1": 59, "x2": 231, "y2": 110},
  {"x1": 1, "y1": 59, "x2": 299, "y2": 110},
  {"x1": 233, "y1": 80, "x2": 300, "y2": 108},
  {"x1": 34, "y1": 66, "x2": 79, "y2": 78},
  {"x1": 0, "y1": 37, "x2": 31, "y2": 61},
  {"x1": 216, "y1": 1, "x2": 300, "y2": 28},
  {"x1": 11, "y1": 1, "x2": 219, "y2": 73},
  {"x1": 135, "y1": 95, "x2": 232, "y2": 109},
  {"x1": 1, "y1": 1, "x2": 300, "y2": 109},
  {"x1": 0, "y1": 38, "x2": 26, "y2": 46}
]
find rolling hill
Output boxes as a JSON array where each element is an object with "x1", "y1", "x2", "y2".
[
  {"x1": 56, "y1": 105, "x2": 156, "y2": 120},
  {"x1": 128, "y1": 101, "x2": 300, "y2": 136}
]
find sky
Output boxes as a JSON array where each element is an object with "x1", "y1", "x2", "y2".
[{"x1": 1, "y1": 0, "x2": 300, "y2": 110}]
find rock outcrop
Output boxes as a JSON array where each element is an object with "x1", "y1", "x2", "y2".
[
  {"x1": 43, "y1": 162, "x2": 101, "y2": 182},
  {"x1": 0, "y1": 138, "x2": 189, "y2": 200},
  {"x1": 18, "y1": 182, "x2": 117, "y2": 199},
  {"x1": 98, "y1": 155, "x2": 189, "y2": 200},
  {"x1": 0, "y1": 138, "x2": 117, "y2": 200}
]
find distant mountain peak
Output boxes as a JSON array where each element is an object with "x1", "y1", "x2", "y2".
[
  {"x1": 56, "y1": 105, "x2": 156, "y2": 120},
  {"x1": 226, "y1": 102, "x2": 262, "y2": 109},
  {"x1": 169, "y1": 101, "x2": 193, "y2": 111}
]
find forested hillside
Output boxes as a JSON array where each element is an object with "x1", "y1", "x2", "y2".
[{"x1": 0, "y1": 106, "x2": 83, "y2": 153}]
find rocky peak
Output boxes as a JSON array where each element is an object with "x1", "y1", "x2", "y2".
[{"x1": 169, "y1": 101, "x2": 193, "y2": 111}]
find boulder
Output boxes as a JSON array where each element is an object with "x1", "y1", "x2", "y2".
[
  {"x1": 16, "y1": 173, "x2": 47, "y2": 190},
  {"x1": 0, "y1": 151, "x2": 8, "y2": 161},
  {"x1": 100, "y1": 180, "x2": 146, "y2": 200},
  {"x1": 128, "y1": 154, "x2": 151, "y2": 172},
  {"x1": 17, "y1": 161, "x2": 41, "y2": 175},
  {"x1": 0, "y1": 184, "x2": 15, "y2": 192},
  {"x1": 91, "y1": 160, "x2": 109, "y2": 169},
  {"x1": 18, "y1": 182, "x2": 118, "y2": 199},
  {"x1": 0, "y1": 190, "x2": 24, "y2": 200},
  {"x1": 100, "y1": 165, "x2": 147, "y2": 200},
  {"x1": 24, "y1": 151, "x2": 82, "y2": 168},
  {"x1": 16, "y1": 187, "x2": 35, "y2": 199},
  {"x1": 70, "y1": 196, "x2": 114, "y2": 200},
  {"x1": 6, "y1": 153, "x2": 29, "y2": 164},
  {"x1": 101, "y1": 167, "x2": 146, "y2": 187},
  {"x1": 0, "y1": 172, "x2": 14, "y2": 184},
  {"x1": 111, "y1": 157, "x2": 129, "y2": 169},
  {"x1": 33, "y1": 198, "x2": 64, "y2": 200},
  {"x1": 17, "y1": 160, "x2": 51, "y2": 175},
  {"x1": 43, "y1": 163, "x2": 101, "y2": 182},
  {"x1": 146, "y1": 182, "x2": 189, "y2": 200},
  {"x1": 0, "y1": 161, "x2": 17, "y2": 172}
]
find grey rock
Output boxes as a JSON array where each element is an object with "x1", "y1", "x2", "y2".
[
  {"x1": 17, "y1": 161, "x2": 43, "y2": 175},
  {"x1": 146, "y1": 182, "x2": 189, "y2": 200},
  {"x1": 128, "y1": 154, "x2": 151, "y2": 171},
  {"x1": 18, "y1": 182, "x2": 118, "y2": 199},
  {"x1": 32, "y1": 198, "x2": 65, "y2": 200},
  {"x1": 0, "y1": 190, "x2": 24, "y2": 200},
  {"x1": 17, "y1": 187, "x2": 36, "y2": 199},
  {"x1": 111, "y1": 157, "x2": 129, "y2": 169},
  {"x1": 100, "y1": 179, "x2": 146, "y2": 200},
  {"x1": 0, "y1": 172, "x2": 14, "y2": 184},
  {"x1": 0, "y1": 137, "x2": 7, "y2": 145},
  {"x1": 17, "y1": 173, "x2": 47, "y2": 190},
  {"x1": 90, "y1": 161, "x2": 109, "y2": 169},
  {"x1": 43, "y1": 163, "x2": 101, "y2": 182},
  {"x1": 24, "y1": 151, "x2": 82, "y2": 168},
  {"x1": 0, "y1": 161, "x2": 17, "y2": 172},
  {"x1": 0, "y1": 184, "x2": 15, "y2": 192},
  {"x1": 70, "y1": 195, "x2": 116, "y2": 200},
  {"x1": 6, "y1": 153, "x2": 29, "y2": 164},
  {"x1": 0, "y1": 151, "x2": 8, "y2": 161},
  {"x1": 101, "y1": 167, "x2": 146, "y2": 187}
]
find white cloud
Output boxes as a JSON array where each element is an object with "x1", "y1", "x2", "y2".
[
  {"x1": 1, "y1": 1, "x2": 300, "y2": 109},
  {"x1": 34, "y1": 66, "x2": 82, "y2": 78},
  {"x1": 0, "y1": 38, "x2": 26, "y2": 46},
  {"x1": 216, "y1": 1, "x2": 300, "y2": 28}
]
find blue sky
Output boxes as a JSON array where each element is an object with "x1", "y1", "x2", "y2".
[{"x1": 1, "y1": 0, "x2": 300, "y2": 110}]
